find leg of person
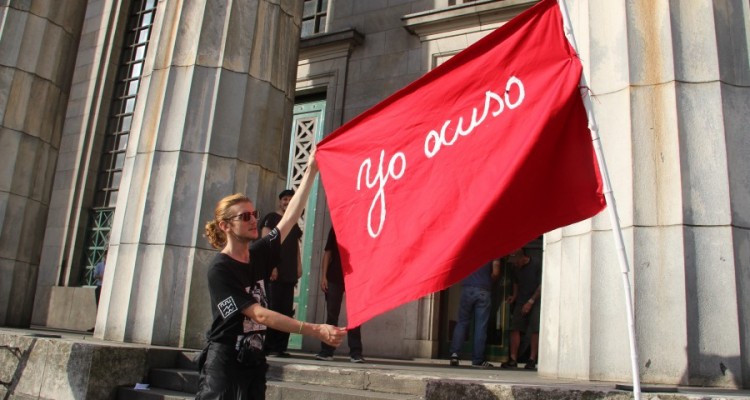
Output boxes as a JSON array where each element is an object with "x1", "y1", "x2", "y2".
[
  {"x1": 196, "y1": 342, "x2": 243, "y2": 399},
  {"x1": 94, "y1": 285, "x2": 101, "y2": 306},
  {"x1": 317, "y1": 281, "x2": 344, "y2": 360},
  {"x1": 347, "y1": 325, "x2": 364, "y2": 363},
  {"x1": 525, "y1": 303, "x2": 541, "y2": 370},
  {"x1": 245, "y1": 363, "x2": 269, "y2": 400},
  {"x1": 471, "y1": 288, "x2": 492, "y2": 367},
  {"x1": 448, "y1": 287, "x2": 474, "y2": 366},
  {"x1": 501, "y1": 302, "x2": 526, "y2": 368},
  {"x1": 264, "y1": 281, "x2": 284, "y2": 356},
  {"x1": 275, "y1": 282, "x2": 295, "y2": 354}
]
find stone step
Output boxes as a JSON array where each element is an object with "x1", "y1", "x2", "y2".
[
  {"x1": 266, "y1": 381, "x2": 423, "y2": 400},
  {"x1": 118, "y1": 379, "x2": 422, "y2": 400},
  {"x1": 117, "y1": 386, "x2": 194, "y2": 400}
]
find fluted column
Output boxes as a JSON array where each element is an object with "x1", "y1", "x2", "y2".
[
  {"x1": 0, "y1": 1, "x2": 86, "y2": 326},
  {"x1": 541, "y1": 0, "x2": 750, "y2": 388},
  {"x1": 96, "y1": 0, "x2": 302, "y2": 347}
]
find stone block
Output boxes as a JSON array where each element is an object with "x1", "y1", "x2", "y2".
[
  {"x1": 733, "y1": 226, "x2": 750, "y2": 388},
  {"x1": 239, "y1": 77, "x2": 286, "y2": 168},
  {"x1": 139, "y1": 152, "x2": 178, "y2": 243},
  {"x1": 222, "y1": 0, "x2": 259, "y2": 73},
  {"x1": 633, "y1": 225, "x2": 689, "y2": 385},
  {"x1": 4, "y1": 69, "x2": 32, "y2": 132},
  {"x1": 684, "y1": 225, "x2": 742, "y2": 387},
  {"x1": 555, "y1": 234, "x2": 593, "y2": 379},
  {"x1": 0, "y1": 192, "x2": 25, "y2": 260},
  {"x1": 16, "y1": 12, "x2": 45, "y2": 75},
  {"x1": 630, "y1": 84, "x2": 682, "y2": 227},
  {"x1": 365, "y1": 370, "x2": 429, "y2": 395},
  {"x1": 714, "y1": 1, "x2": 750, "y2": 86},
  {"x1": 670, "y1": 1, "x2": 720, "y2": 82},
  {"x1": 0, "y1": 66, "x2": 13, "y2": 124},
  {"x1": 206, "y1": 68, "x2": 246, "y2": 157},
  {"x1": 675, "y1": 81, "x2": 731, "y2": 226},
  {"x1": 625, "y1": 2, "x2": 675, "y2": 86},
  {"x1": 588, "y1": 1, "x2": 629, "y2": 94},
  {"x1": 183, "y1": 247, "x2": 214, "y2": 349},
  {"x1": 589, "y1": 228, "x2": 633, "y2": 382},
  {"x1": 539, "y1": 238, "x2": 561, "y2": 376},
  {"x1": 590, "y1": 89, "x2": 634, "y2": 229},
  {"x1": 721, "y1": 84, "x2": 750, "y2": 228},
  {"x1": 164, "y1": 153, "x2": 209, "y2": 246},
  {"x1": 0, "y1": 7, "x2": 26, "y2": 67},
  {"x1": 267, "y1": 364, "x2": 366, "y2": 390},
  {"x1": 0, "y1": 128, "x2": 21, "y2": 192}
]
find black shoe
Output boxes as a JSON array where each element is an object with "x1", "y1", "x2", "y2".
[
  {"x1": 350, "y1": 355, "x2": 365, "y2": 363},
  {"x1": 268, "y1": 351, "x2": 291, "y2": 358},
  {"x1": 315, "y1": 353, "x2": 333, "y2": 361},
  {"x1": 449, "y1": 353, "x2": 459, "y2": 367},
  {"x1": 471, "y1": 361, "x2": 494, "y2": 369},
  {"x1": 524, "y1": 359, "x2": 537, "y2": 370},
  {"x1": 500, "y1": 359, "x2": 518, "y2": 369},
  {"x1": 86, "y1": 327, "x2": 95, "y2": 333}
]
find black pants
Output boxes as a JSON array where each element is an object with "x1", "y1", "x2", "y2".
[
  {"x1": 264, "y1": 281, "x2": 295, "y2": 353},
  {"x1": 320, "y1": 281, "x2": 362, "y2": 357},
  {"x1": 196, "y1": 342, "x2": 268, "y2": 400}
]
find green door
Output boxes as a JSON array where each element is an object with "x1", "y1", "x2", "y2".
[{"x1": 286, "y1": 99, "x2": 326, "y2": 349}]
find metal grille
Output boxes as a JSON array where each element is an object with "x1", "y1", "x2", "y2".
[
  {"x1": 80, "y1": 0, "x2": 157, "y2": 285},
  {"x1": 82, "y1": 209, "x2": 114, "y2": 285},
  {"x1": 302, "y1": 0, "x2": 327, "y2": 37}
]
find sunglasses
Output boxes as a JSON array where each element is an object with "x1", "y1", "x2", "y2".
[{"x1": 229, "y1": 210, "x2": 258, "y2": 222}]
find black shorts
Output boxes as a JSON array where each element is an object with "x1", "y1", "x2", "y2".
[
  {"x1": 196, "y1": 342, "x2": 268, "y2": 400},
  {"x1": 509, "y1": 301, "x2": 541, "y2": 333}
]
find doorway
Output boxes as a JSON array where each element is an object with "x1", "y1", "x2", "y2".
[{"x1": 438, "y1": 237, "x2": 543, "y2": 363}]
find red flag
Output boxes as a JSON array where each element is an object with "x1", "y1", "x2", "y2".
[{"x1": 316, "y1": 0, "x2": 605, "y2": 328}]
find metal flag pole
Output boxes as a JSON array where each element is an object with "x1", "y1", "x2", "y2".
[{"x1": 556, "y1": 1, "x2": 642, "y2": 399}]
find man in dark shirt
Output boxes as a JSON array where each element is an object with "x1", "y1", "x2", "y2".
[
  {"x1": 315, "y1": 227, "x2": 365, "y2": 363},
  {"x1": 501, "y1": 248, "x2": 542, "y2": 370},
  {"x1": 261, "y1": 189, "x2": 303, "y2": 358}
]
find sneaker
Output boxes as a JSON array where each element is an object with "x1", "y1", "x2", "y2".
[
  {"x1": 471, "y1": 361, "x2": 494, "y2": 369},
  {"x1": 524, "y1": 359, "x2": 537, "y2": 370},
  {"x1": 268, "y1": 351, "x2": 291, "y2": 358},
  {"x1": 449, "y1": 353, "x2": 459, "y2": 367},
  {"x1": 315, "y1": 353, "x2": 333, "y2": 361},
  {"x1": 350, "y1": 355, "x2": 365, "y2": 363},
  {"x1": 500, "y1": 359, "x2": 518, "y2": 369}
]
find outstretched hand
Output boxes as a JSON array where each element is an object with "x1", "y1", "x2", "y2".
[{"x1": 316, "y1": 324, "x2": 346, "y2": 347}]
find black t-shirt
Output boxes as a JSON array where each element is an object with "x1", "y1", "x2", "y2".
[
  {"x1": 324, "y1": 228, "x2": 344, "y2": 285},
  {"x1": 206, "y1": 228, "x2": 280, "y2": 350},
  {"x1": 260, "y1": 212, "x2": 303, "y2": 284},
  {"x1": 510, "y1": 256, "x2": 542, "y2": 304}
]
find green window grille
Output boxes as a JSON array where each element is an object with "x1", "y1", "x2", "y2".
[{"x1": 80, "y1": 0, "x2": 157, "y2": 285}]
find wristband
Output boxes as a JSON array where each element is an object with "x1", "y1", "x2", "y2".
[{"x1": 297, "y1": 320, "x2": 304, "y2": 334}]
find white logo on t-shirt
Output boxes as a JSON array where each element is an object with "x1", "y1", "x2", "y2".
[{"x1": 218, "y1": 296, "x2": 238, "y2": 318}]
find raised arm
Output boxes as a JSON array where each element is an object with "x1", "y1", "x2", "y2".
[{"x1": 276, "y1": 148, "x2": 318, "y2": 243}]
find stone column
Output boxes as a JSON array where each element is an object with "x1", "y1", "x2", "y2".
[
  {"x1": 96, "y1": 0, "x2": 302, "y2": 347},
  {"x1": 0, "y1": 1, "x2": 86, "y2": 326},
  {"x1": 540, "y1": 1, "x2": 750, "y2": 388}
]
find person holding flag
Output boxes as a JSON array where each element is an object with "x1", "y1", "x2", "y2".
[{"x1": 197, "y1": 149, "x2": 346, "y2": 400}]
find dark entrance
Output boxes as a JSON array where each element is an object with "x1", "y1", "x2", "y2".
[{"x1": 438, "y1": 237, "x2": 543, "y2": 363}]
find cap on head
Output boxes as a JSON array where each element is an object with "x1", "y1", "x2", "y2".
[{"x1": 279, "y1": 189, "x2": 295, "y2": 199}]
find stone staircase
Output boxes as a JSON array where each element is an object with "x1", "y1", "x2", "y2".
[{"x1": 117, "y1": 352, "x2": 426, "y2": 400}]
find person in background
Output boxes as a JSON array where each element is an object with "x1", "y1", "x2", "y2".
[
  {"x1": 315, "y1": 227, "x2": 365, "y2": 363},
  {"x1": 261, "y1": 189, "x2": 303, "y2": 358},
  {"x1": 448, "y1": 258, "x2": 501, "y2": 368},
  {"x1": 501, "y1": 248, "x2": 541, "y2": 370}
]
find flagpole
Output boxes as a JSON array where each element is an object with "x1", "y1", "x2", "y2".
[{"x1": 556, "y1": 1, "x2": 642, "y2": 399}]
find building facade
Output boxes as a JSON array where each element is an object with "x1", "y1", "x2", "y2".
[{"x1": 0, "y1": 0, "x2": 748, "y2": 389}]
